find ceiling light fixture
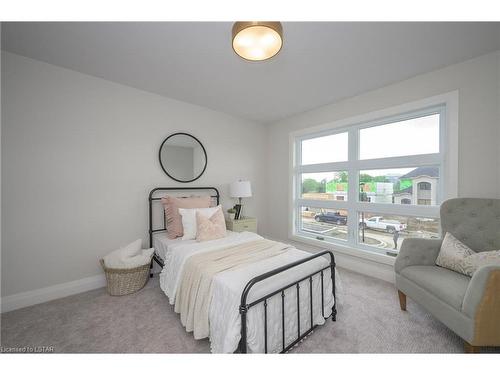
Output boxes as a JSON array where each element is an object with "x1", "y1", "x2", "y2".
[{"x1": 232, "y1": 22, "x2": 283, "y2": 61}]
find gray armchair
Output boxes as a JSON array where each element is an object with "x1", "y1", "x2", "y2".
[{"x1": 395, "y1": 198, "x2": 500, "y2": 353}]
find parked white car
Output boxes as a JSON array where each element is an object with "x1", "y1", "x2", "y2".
[{"x1": 359, "y1": 216, "x2": 407, "y2": 233}]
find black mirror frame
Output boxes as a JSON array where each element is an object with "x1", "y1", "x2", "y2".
[{"x1": 158, "y1": 132, "x2": 208, "y2": 183}]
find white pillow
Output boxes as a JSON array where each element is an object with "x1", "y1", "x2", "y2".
[
  {"x1": 103, "y1": 239, "x2": 142, "y2": 266},
  {"x1": 179, "y1": 205, "x2": 221, "y2": 240},
  {"x1": 103, "y1": 239, "x2": 153, "y2": 269},
  {"x1": 119, "y1": 238, "x2": 142, "y2": 257},
  {"x1": 104, "y1": 248, "x2": 154, "y2": 269}
]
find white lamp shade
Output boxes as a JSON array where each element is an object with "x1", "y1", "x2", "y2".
[{"x1": 230, "y1": 180, "x2": 252, "y2": 198}]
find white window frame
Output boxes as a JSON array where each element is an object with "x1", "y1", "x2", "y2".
[{"x1": 289, "y1": 92, "x2": 458, "y2": 264}]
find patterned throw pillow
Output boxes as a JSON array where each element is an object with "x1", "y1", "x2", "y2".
[
  {"x1": 436, "y1": 232, "x2": 500, "y2": 277},
  {"x1": 196, "y1": 207, "x2": 227, "y2": 242},
  {"x1": 462, "y1": 250, "x2": 500, "y2": 277},
  {"x1": 435, "y1": 232, "x2": 475, "y2": 275}
]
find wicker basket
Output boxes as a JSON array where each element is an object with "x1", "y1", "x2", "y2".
[{"x1": 100, "y1": 259, "x2": 150, "y2": 296}]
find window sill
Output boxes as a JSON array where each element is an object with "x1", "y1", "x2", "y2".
[{"x1": 289, "y1": 234, "x2": 396, "y2": 266}]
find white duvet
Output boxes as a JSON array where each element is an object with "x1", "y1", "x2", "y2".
[{"x1": 159, "y1": 231, "x2": 335, "y2": 353}]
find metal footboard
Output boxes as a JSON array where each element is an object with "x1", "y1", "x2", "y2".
[{"x1": 238, "y1": 250, "x2": 336, "y2": 353}]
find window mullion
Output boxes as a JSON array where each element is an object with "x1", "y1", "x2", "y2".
[
  {"x1": 357, "y1": 202, "x2": 440, "y2": 217},
  {"x1": 293, "y1": 139, "x2": 302, "y2": 236},
  {"x1": 355, "y1": 153, "x2": 441, "y2": 170},
  {"x1": 347, "y1": 128, "x2": 359, "y2": 246},
  {"x1": 297, "y1": 199, "x2": 349, "y2": 210},
  {"x1": 298, "y1": 161, "x2": 350, "y2": 173}
]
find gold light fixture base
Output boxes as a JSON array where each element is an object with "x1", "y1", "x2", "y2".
[{"x1": 232, "y1": 22, "x2": 283, "y2": 61}]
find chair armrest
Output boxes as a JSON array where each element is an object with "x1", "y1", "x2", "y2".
[
  {"x1": 394, "y1": 238, "x2": 442, "y2": 274},
  {"x1": 462, "y1": 265, "x2": 500, "y2": 318},
  {"x1": 462, "y1": 266, "x2": 500, "y2": 346}
]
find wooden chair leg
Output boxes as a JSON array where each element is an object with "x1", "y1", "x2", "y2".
[
  {"x1": 398, "y1": 290, "x2": 407, "y2": 311},
  {"x1": 464, "y1": 342, "x2": 480, "y2": 353}
]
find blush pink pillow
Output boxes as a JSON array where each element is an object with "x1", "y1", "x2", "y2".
[
  {"x1": 161, "y1": 195, "x2": 211, "y2": 239},
  {"x1": 196, "y1": 207, "x2": 227, "y2": 242}
]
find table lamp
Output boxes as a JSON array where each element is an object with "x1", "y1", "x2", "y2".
[{"x1": 229, "y1": 180, "x2": 252, "y2": 219}]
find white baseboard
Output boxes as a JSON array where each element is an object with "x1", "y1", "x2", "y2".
[{"x1": 1, "y1": 274, "x2": 106, "y2": 313}]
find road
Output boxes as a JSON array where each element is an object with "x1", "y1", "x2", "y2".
[{"x1": 302, "y1": 218, "x2": 410, "y2": 250}]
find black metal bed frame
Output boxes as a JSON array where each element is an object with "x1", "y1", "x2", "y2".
[
  {"x1": 148, "y1": 186, "x2": 336, "y2": 354},
  {"x1": 239, "y1": 250, "x2": 336, "y2": 353}
]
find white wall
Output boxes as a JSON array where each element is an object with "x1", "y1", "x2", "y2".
[
  {"x1": 1, "y1": 52, "x2": 268, "y2": 298},
  {"x1": 265, "y1": 51, "x2": 500, "y2": 278}
]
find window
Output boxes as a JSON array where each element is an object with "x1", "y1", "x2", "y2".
[
  {"x1": 301, "y1": 132, "x2": 348, "y2": 165},
  {"x1": 293, "y1": 105, "x2": 445, "y2": 257},
  {"x1": 418, "y1": 182, "x2": 431, "y2": 190},
  {"x1": 359, "y1": 114, "x2": 440, "y2": 159},
  {"x1": 299, "y1": 207, "x2": 348, "y2": 242},
  {"x1": 359, "y1": 212, "x2": 440, "y2": 252},
  {"x1": 418, "y1": 199, "x2": 432, "y2": 205},
  {"x1": 301, "y1": 171, "x2": 348, "y2": 201},
  {"x1": 359, "y1": 167, "x2": 440, "y2": 206}
]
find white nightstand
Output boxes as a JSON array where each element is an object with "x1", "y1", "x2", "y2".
[{"x1": 226, "y1": 217, "x2": 257, "y2": 233}]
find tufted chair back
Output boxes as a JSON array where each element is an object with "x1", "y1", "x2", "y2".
[{"x1": 440, "y1": 198, "x2": 500, "y2": 252}]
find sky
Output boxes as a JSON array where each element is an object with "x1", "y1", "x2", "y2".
[
  {"x1": 301, "y1": 114, "x2": 440, "y2": 182},
  {"x1": 359, "y1": 114, "x2": 440, "y2": 160}
]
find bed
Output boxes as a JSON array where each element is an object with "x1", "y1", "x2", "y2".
[{"x1": 149, "y1": 187, "x2": 336, "y2": 353}]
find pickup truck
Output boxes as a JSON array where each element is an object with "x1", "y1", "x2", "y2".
[{"x1": 359, "y1": 216, "x2": 407, "y2": 233}]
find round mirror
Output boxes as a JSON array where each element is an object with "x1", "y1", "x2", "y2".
[{"x1": 158, "y1": 133, "x2": 207, "y2": 183}]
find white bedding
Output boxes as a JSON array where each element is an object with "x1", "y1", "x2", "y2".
[
  {"x1": 153, "y1": 231, "x2": 244, "y2": 261},
  {"x1": 153, "y1": 234, "x2": 187, "y2": 261},
  {"x1": 159, "y1": 232, "x2": 335, "y2": 353}
]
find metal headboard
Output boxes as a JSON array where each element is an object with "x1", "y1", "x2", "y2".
[{"x1": 148, "y1": 187, "x2": 220, "y2": 273}]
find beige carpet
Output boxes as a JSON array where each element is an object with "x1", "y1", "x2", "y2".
[{"x1": 1, "y1": 268, "x2": 495, "y2": 353}]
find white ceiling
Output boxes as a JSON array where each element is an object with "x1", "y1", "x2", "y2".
[{"x1": 2, "y1": 22, "x2": 500, "y2": 124}]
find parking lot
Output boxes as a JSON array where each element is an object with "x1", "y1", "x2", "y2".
[{"x1": 301, "y1": 217, "x2": 438, "y2": 251}]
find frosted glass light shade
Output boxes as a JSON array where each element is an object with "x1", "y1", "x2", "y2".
[
  {"x1": 232, "y1": 22, "x2": 283, "y2": 61},
  {"x1": 230, "y1": 180, "x2": 252, "y2": 198}
]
